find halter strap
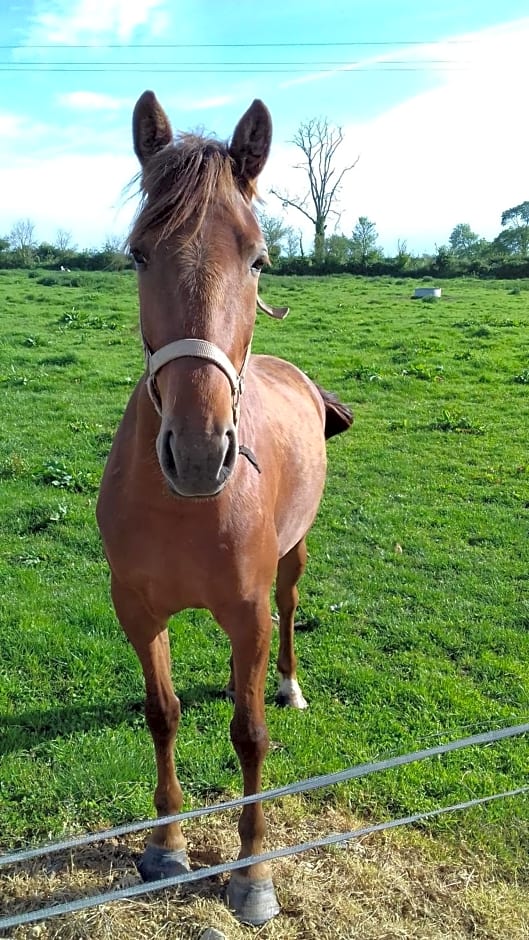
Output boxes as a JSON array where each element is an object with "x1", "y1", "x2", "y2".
[{"x1": 145, "y1": 337, "x2": 252, "y2": 423}]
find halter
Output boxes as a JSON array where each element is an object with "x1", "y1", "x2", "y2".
[
  {"x1": 145, "y1": 337, "x2": 252, "y2": 424},
  {"x1": 142, "y1": 296, "x2": 288, "y2": 424}
]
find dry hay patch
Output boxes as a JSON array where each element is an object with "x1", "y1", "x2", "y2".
[{"x1": 2, "y1": 800, "x2": 528, "y2": 940}]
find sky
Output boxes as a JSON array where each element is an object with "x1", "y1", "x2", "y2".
[{"x1": 1, "y1": 0, "x2": 529, "y2": 255}]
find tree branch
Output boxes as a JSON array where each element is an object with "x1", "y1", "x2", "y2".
[{"x1": 269, "y1": 189, "x2": 317, "y2": 224}]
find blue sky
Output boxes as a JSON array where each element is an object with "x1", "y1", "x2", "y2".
[{"x1": 1, "y1": 0, "x2": 528, "y2": 253}]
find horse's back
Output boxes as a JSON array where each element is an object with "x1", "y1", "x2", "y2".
[
  {"x1": 244, "y1": 355, "x2": 328, "y2": 556},
  {"x1": 249, "y1": 354, "x2": 325, "y2": 425}
]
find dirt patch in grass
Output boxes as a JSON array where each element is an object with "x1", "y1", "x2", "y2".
[{"x1": 2, "y1": 800, "x2": 528, "y2": 940}]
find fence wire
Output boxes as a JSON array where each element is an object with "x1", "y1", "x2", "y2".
[
  {"x1": 1, "y1": 720, "x2": 527, "y2": 869},
  {"x1": 1, "y1": 786, "x2": 527, "y2": 931},
  {"x1": 0, "y1": 722, "x2": 527, "y2": 932}
]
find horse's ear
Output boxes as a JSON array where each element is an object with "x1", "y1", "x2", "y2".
[
  {"x1": 229, "y1": 99, "x2": 272, "y2": 187},
  {"x1": 257, "y1": 295, "x2": 289, "y2": 319},
  {"x1": 133, "y1": 90, "x2": 173, "y2": 166}
]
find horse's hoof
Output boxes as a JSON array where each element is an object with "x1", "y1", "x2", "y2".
[
  {"x1": 225, "y1": 872, "x2": 280, "y2": 925},
  {"x1": 275, "y1": 678, "x2": 308, "y2": 709},
  {"x1": 137, "y1": 843, "x2": 190, "y2": 882}
]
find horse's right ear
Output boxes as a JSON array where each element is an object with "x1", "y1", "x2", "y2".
[
  {"x1": 229, "y1": 100, "x2": 272, "y2": 188},
  {"x1": 133, "y1": 91, "x2": 173, "y2": 166}
]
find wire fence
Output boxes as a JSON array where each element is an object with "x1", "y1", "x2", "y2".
[{"x1": 0, "y1": 721, "x2": 528, "y2": 932}]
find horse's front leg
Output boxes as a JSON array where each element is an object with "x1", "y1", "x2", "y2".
[
  {"x1": 218, "y1": 597, "x2": 280, "y2": 925},
  {"x1": 111, "y1": 576, "x2": 189, "y2": 881}
]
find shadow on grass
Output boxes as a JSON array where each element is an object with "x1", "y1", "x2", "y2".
[{"x1": 0, "y1": 682, "x2": 226, "y2": 757}]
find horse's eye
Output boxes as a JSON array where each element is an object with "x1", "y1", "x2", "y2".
[
  {"x1": 251, "y1": 254, "x2": 268, "y2": 275},
  {"x1": 130, "y1": 247, "x2": 147, "y2": 269}
]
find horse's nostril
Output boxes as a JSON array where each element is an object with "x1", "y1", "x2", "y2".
[
  {"x1": 162, "y1": 430, "x2": 177, "y2": 476},
  {"x1": 223, "y1": 428, "x2": 237, "y2": 470}
]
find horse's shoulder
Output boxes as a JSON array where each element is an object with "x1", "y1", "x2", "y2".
[
  {"x1": 250, "y1": 353, "x2": 317, "y2": 391},
  {"x1": 248, "y1": 353, "x2": 325, "y2": 424}
]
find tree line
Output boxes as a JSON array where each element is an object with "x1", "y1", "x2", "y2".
[
  {"x1": 260, "y1": 114, "x2": 529, "y2": 277},
  {"x1": 3, "y1": 206, "x2": 528, "y2": 280},
  {"x1": 0, "y1": 221, "x2": 130, "y2": 272},
  {"x1": 1, "y1": 108, "x2": 528, "y2": 279},
  {"x1": 259, "y1": 204, "x2": 529, "y2": 278}
]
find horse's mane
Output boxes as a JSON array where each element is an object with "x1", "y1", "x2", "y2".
[{"x1": 129, "y1": 132, "x2": 257, "y2": 247}]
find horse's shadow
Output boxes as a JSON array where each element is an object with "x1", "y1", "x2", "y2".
[{"x1": 0, "y1": 682, "x2": 224, "y2": 758}]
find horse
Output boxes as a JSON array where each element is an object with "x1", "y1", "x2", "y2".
[{"x1": 96, "y1": 90, "x2": 352, "y2": 925}]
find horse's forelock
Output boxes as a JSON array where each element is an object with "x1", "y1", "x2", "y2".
[{"x1": 129, "y1": 132, "x2": 256, "y2": 248}]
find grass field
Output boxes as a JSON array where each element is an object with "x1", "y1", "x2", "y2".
[{"x1": 0, "y1": 267, "x2": 528, "y2": 893}]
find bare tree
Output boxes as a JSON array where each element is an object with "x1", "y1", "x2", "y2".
[
  {"x1": 271, "y1": 118, "x2": 358, "y2": 263},
  {"x1": 9, "y1": 217, "x2": 37, "y2": 266},
  {"x1": 55, "y1": 228, "x2": 76, "y2": 254},
  {"x1": 103, "y1": 233, "x2": 124, "y2": 253},
  {"x1": 395, "y1": 238, "x2": 412, "y2": 270},
  {"x1": 284, "y1": 228, "x2": 302, "y2": 259},
  {"x1": 257, "y1": 211, "x2": 294, "y2": 264}
]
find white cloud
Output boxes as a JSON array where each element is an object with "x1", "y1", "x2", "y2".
[
  {"x1": 0, "y1": 114, "x2": 27, "y2": 138},
  {"x1": 58, "y1": 91, "x2": 132, "y2": 111},
  {"x1": 0, "y1": 151, "x2": 138, "y2": 246},
  {"x1": 24, "y1": 0, "x2": 168, "y2": 44},
  {"x1": 278, "y1": 16, "x2": 528, "y2": 93},
  {"x1": 263, "y1": 17, "x2": 529, "y2": 253},
  {"x1": 279, "y1": 50, "x2": 403, "y2": 90},
  {"x1": 3, "y1": 16, "x2": 528, "y2": 254},
  {"x1": 184, "y1": 94, "x2": 237, "y2": 112}
]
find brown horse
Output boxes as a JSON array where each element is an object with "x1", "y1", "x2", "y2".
[{"x1": 96, "y1": 91, "x2": 352, "y2": 925}]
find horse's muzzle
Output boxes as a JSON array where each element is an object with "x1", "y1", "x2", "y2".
[{"x1": 157, "y1": 424, "x2": 238, "y2": 497}]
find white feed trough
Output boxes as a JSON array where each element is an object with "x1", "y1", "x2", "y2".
[{"x1": 413, "y1": 287, "x2": 442, "y2": 299}]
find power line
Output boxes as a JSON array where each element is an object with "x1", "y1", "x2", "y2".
[
  {"x1": 0, "y1": 40, "x2": 473, "y2": 50},
  {"x1": 0, "y1": 59, "x2": 467, "y2": 66},
  {"x1": 0, "y1": 66, "x2": 470, "y2": 74}
]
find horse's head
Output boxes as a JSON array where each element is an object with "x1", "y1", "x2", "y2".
[{"x1": 129, "y1": 91, "x2": 272, "y2": 498}]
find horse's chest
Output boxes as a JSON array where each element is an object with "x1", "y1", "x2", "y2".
[{"x1": 101, "y1": 497, "x2": 270, "y2": 613}]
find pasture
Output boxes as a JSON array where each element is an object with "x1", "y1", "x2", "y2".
[{"x1": 1, "y1": 269, "x2": 528, "y2": 936}]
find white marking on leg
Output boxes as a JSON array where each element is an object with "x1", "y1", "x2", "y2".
[{"x1": 278, "y1": 677, "x2": 308, "y2": 709}]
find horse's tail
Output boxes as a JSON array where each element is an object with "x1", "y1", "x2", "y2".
[{"x1": 315, "y1": 385, "x2": 354, "y2": 439}]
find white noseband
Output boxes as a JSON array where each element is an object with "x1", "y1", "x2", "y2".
[{"x1": 145, "y1": 338, "x2": 251, "y2": 423}]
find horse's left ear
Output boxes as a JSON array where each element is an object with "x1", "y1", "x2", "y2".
[
  {"x1": 229, "y1": 100, "x2": 272, "y2": 187},
  {"x1": 257, "y1": 295, "x2": 289, "y2": 319},
  {"x1": 133, "y1": 90, "x2": 173, "y2": 166}
]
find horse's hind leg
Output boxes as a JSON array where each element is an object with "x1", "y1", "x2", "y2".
[
  {"x1": 275, "y1": 537, "x2": 308, "y2": 708},
  {"x1": 110, "y1": 576, "x2": 188, "y2": 881}
]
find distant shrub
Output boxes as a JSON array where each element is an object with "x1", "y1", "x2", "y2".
[{"x1": 37, "y1": 274, "x2": 84, "y2": 288}]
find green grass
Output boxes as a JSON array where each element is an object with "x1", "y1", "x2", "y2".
[{"x1": 0, "y1": 270, "x2": 528, "y2": 876}]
